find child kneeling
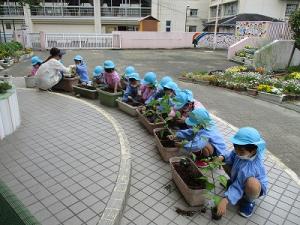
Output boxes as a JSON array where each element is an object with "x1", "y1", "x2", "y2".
[
  {"x1": 122, "y1": 72, "x2": 142, "y2": 105},
  {"x1": 169, "y1": 108, "x2": 227, "y2": 167},
  {"x1": 216, "y1": 127, "x2": 268, "y2": 218}
]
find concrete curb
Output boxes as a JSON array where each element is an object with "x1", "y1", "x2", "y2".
[{"x1": 17, "y1": 88, "x2": 132, "y2": 225}]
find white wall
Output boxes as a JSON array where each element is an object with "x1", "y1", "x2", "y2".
[
  {"x1": 186, "y1": 0, "x2": 210, "y2": 31},
  {"x1": 152, "y1": 0, "x2": 187, "y2": 32},
  {"x1": 239, "y1": 0, "x2": 298, "y2": 20},
  {"x1": 33, "y1": 24, "x2": 95, "y2": 33}
]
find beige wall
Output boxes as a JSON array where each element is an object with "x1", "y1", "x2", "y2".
[
  {"x1": 186, "y1": 0, "x2": 210, "y2": 31},
  {"x1": 33, "y1": 24, "x2": 95, "y2": 33}
]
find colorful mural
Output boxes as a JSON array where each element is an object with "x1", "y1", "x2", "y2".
[
  {"x1": 235, "y1": 21, "x2": 269, "y2": 37},
  {"x1": 196, "y1": 33, "x2": 236, "y2": 49}
]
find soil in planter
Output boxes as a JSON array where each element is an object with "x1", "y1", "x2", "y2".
[
  {"x1": 102, "y1": 87, "x2": 121, "y2": 93},
  {"x1": 173, "y1": 160, "x2": 206, "y2": 190},
  {"x1": 211, "y1": 207, "x2": 222, "y2": 220},
  {"x1": 156, "y1": 130, "x2": 176, "y2": 148},
  {"x1": 125, "y1": 99, "x2": 143, "y2": 107}
]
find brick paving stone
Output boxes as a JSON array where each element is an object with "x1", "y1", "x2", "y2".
[{"x1": 0, "y1": 90, "x2": 121, "y2": 225}]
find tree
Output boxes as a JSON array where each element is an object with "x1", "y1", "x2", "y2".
[
  {"x1": 288, "y1": 9, "x2": 300, "y2": 67},
  {"x1": 289, "y1": 9, "x2": 300, "y2": 50}
]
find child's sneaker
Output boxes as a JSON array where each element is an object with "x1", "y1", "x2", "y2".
[
  {"x1": 195, "y1": 160, "x2": 209, "y2": 168},
  {"x1": 239, "y1": 199, "x2": 255, "y2": 218}
]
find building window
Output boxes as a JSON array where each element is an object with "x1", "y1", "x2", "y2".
[
  {"x1": 166, "y1": 20, "x2": 171, "y2": 32},
  {"x1": 224, "y1": 2, "x2": 238, "y2": 16},
  {"x1": 189, "y1": 26, "x2": 197, "y2": 32},
  {"x1": 190, "y1": 9, "x2": 198, "y2": 17},
  {"x1": 5, "y1": 23, "x2": 11, "y2": 30},
  {"x1": 210, "y1": 6, "x2": 221, "y2": 18},
  {"x1": 285, "y1": 4, "x2": 298, "y2": 16}
]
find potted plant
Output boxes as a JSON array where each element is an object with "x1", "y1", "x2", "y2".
[
  {"x1": 153, "y1": 127, "x2": 181, "y2": 162},
  {"x1": 116, "y1": 97, "x2": 143, "y2": 117},
  {"x1": 0, "y1": 81, "x2": 12, "y2": 94},
  {"x1": 98, "y1": 87, "x2": 123, "y2": 107},
  {"x1": 136, "y1": 99, "x2": 165, "y2": 134},
  {"x1": 170, "y1": 156, "x2": 207, "y2": 206},
  {"x1": 52, "y1": 67, "x2": 79, "y2": 92},
  {"x1": 73, "y1": 84, "x2": 98, "y2": 99},
  {"x1": 24, "y1": 75, "x2": 36, "y2": 88}
]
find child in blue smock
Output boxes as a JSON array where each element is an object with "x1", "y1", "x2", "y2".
[
  {"x1": 216, "y1": 127, "x2": 268, "y2": 218},
  {"x1": 168, "y1": 108, "x2": 227, "y2": 167},
  {"x1": 148, "y1": 76, "x2": 173, "y2": 102},
  {"x1": 93, "y1": 66, "x2": 104, "y2": 84},
  {"x1": 121, "y1": 66, "x2": 136, "y2": 89},
  {"x1": 122, "y1": 72, "x2": 141, "y2": 104},
  {"x1": 74, "y1": 55, "x2": 89, "y2": 84}
]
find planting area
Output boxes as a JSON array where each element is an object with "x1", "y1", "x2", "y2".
[{"x1": 0, "y1": 78, "x2": 298, "y2": 225}]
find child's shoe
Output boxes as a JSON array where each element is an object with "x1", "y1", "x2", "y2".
[
  {"x1": 239, "y1": 199, "x2": 255, "y2": 218},
  {"x1": 195, "y1": 160, "x2": 209, "y2": 168}
]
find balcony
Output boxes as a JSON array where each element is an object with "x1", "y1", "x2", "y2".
[
  {"x1": 0, "y1": 5, "x2": 24, "y2": 17},
  {"x1": 101, "y1": 7, "x2": 151, "y2": 18},
  {"x1": 30, "y1": 6, "x2": 94, "y2": 17}
]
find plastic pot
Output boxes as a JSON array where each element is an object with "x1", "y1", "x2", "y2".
[
  {"x1": 116, "y1": 98, "x2": 139, "y2": 117},
  {"x1": 52, "y1": 77, "x2": 79, "y2": 92},
  {"x1": 136, "y1": 107, "x2": 165, "y2": 134},
  {"x1": 73, "y1": 85, "x2": 98, "y2": 99},
  {"x1": 98, "y1": 88, "x2": 123, "y2": 107},
  {"x1": 24, "y1": 76, "x2": 36, "y2": 88}
]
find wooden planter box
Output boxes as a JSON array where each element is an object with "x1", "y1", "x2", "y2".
[
  {"x1": 73, "y1": 85, "x2": 98, "y2": 99},
  {"x1": 52, "y1": 77, "x2": 79, "y2": 92},
  {"x1": 136, "y1": 107, "x2": 165, "y2": 134},
  {"x1": 170, "y1": 157, "x2": 206, "y2": 206},
  {"x1": 0, "y1": 88, "x2": 21, "y2": 140},
  {"x1": 153, "y1": 128, "x2": 180, "y2": 162},
  {"x1": 247, "y1": 88, "x2": 258, "y2": 96},
  {"x1": 257, "y1": 92, "x2": 287, "y2": 103},
  {"x1": 98, "y1": 88, "x2": 123, "y2": 107},
  {"x1": 116, "y1": 98, "x2": 139, "y2": 117},
  {"x1": 24, "y1": 76, "x2": 36, "y2": 88}
]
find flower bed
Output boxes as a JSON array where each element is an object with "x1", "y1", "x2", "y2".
[{"x1": 180, "y1": 66, "x2": 300, "y2": 102}]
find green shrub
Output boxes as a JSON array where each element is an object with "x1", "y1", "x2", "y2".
[{"x1": 0, "y1": 82, "x2": 12, "y2": 94}]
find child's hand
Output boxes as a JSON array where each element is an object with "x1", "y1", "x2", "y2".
[
  {"x1": 167, "y1": 135, "x2": 176, "y2": 140},
  {"x1": 214, "y1": 156, "x2": 224, "y2": 163},
  {"x1": 217, "y1": 198, "x2": 228, "y2": 216}
]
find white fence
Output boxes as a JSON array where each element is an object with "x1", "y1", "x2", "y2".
[
  {"x1": 28, "y1": 33, "x2": 41, "y2": 49},
  {"x1": 45, "y1": 33, "x2": 119, "y2": 49}
]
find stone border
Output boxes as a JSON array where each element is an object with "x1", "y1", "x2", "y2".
[{"x1": 17, "y1": 88, "x2": 131, "y2": 225}]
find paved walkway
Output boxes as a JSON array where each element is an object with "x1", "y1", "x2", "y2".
[
  {"x1": 2, "y1": 49, "x2": 299, "y2": 176},
  {"x1": 0, "y1": 88, "x2": 122, "y2": 225},
  {"x1": 0, "y1": 77, "x2": 299, "y2": 225}
]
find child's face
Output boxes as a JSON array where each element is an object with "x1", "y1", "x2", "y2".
[
  {"x1": 33, "y1": 64, "x2": 40, "y2": 69},
  {"x1": 234, "y1": 144, "x2": 253, "y2": 157},
  {"x1": 74, "y1": 60, "x2": 81, "y2": 65},
  {"x1": 105, "y1": 68, "x2": 114, "y2": 73},
  {"x1": 129, "y1": 79, "x2": 138, "y2": 87},
  {"x1": 182, "y1": 102, "x2": 193, "y2": 112},
  {"x1": 164, "y1": 88, "x2": 174, "y2": 96}
]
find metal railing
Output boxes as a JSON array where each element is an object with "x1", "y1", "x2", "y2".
[
  {"x1": 0, "y1": 5, "x2": 24, "y2": 16},
  {"x1": 30, "y1": 6, "x2": 94, "y2": 17},
  {"x1": 45, "y1": 33, "x2": 119, "y2": 49},
  {"x1": 101, "y1": 7, "x2": 151, "y2": 17}
]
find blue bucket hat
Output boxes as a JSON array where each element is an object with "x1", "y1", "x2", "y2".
[
  {"x1": 125, "y1": 66, "x2": 136, "y2": 77},
  {"x1": 31, "y1": 56, "x2": 43, "y2": 66},
  {"x1": 73, "y1": 55, "x2": 83, "y2": 61},
  {"x1": 230, "y1": 127, "x2": 266, "y2": 158},
  {"x1": 159, "y1": 76, "x2": 173, "y2": 89},
  {"x1": 104, "y1": 60, "x2": 115, "y2": 69},
  {"x1": 185, "y1": 108, "x2": 215, "y2": 130},
  {"x1": 164, "y1": 81, "x2": 180, "y2": 95},
  {"x1": 174, "y1": 89, "x2": 194, "y2": 110},
  {"x1": 142, "y1": 72, "x2": 157, "y2": 86},
  {"x1": 93, "y1": 66, "x2": 104, "y2": 77},
  {"x1": 128, "y1": 72, "x2": 140, "y2": 81}
]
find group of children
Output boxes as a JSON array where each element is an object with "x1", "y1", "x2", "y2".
[{"x1": 30, "y1": 55, "x2": 268, "y2": 219}]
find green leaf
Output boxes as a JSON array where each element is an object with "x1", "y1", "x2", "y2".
[
  {"x1": 175, "y1": 111, "x2": 181, "y2": 118},
  {"x1": 218, "y1": 175, "x2": 228, "y2": 188},
  {"x1": 196, "y1": 176, "x2": 208, "y2": 181},
  {"x1": 205, "y1": 181, "x2": 215, "y2": 191},
  {"x1": 213, "y1": 195, "x2": 222, "y2": 206},
  {"x1": 191, "y1": 153, "x2": 197, "y2": 161}
]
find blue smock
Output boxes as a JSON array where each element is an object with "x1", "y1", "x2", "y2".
[
  {"x1": 76, "y1": 63, "x2": 89, "y2": 83},
  {"x1": 176, "y1": 127, "x2": 227, "y2": 155},
  {"x1": 122, "y1": 84, "x2": 139, "y2": 102},
  {"x1": 223, "y1": 151, "x2": 268, "y2": 205}
]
